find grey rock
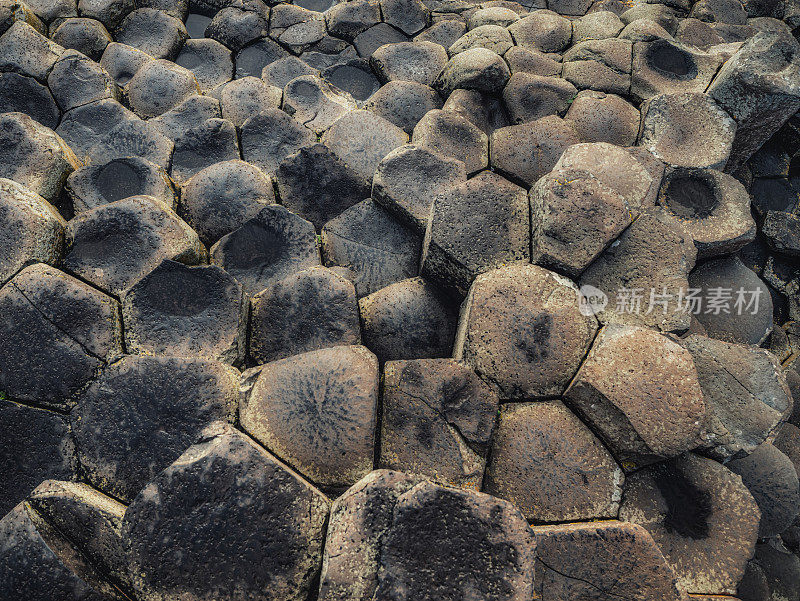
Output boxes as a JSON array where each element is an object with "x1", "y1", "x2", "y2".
[
  {"x1": 0, "y1": 21, "x2": 63, "y2": 82},
  {"x1": 0, "y1": 72, "x2": 59, "y2": 129},
  {"x1": 56, "y1": 98, "x2": 139, "y2": 158},
  {"x1": 562, "y1": 38, "x2": 632, "y2": 96},
  {"x1": 434, "y1": 47, "x2": 510, "y2": 95},
  {"x1": 240, "y1": 107, "x2": 315, "y2": 175},
  {"x1": 100, "y1": 41, "x2": 153, "y2": 86},
  {"x1": 564, "y1": 89, "x2": 640, "y2": 146},
  {"x1": 219, "y1": 75, "x2": 281, "y2": 125},
  {"x1": 234, "y1": 36, "x2": 290, "y2": 79},
  {"x1": 502, "y1": 72, "x2": 578, "y2": 123},
  {"x1": 174, "y1": 37, "x2": 233, "y2": 91},
  {"x1": 508, "y1": 10, "x2": 572, "y2": 52},
  {"x1": 631, "y1": 38, "x2": 722, "y2": 101},
  {"x1": 282, "y1": 74, "x2": 356, "y2": 133},
  {"x1": 115, "y1": 7, "x2": 188, "y2": 59},
  {"x1": 170, "y1": 117, "x2": 240, "y2": 185},
  {"x1": 412, "y1": 108, "x2": 488, "y2": 174},
  {"x1": 126, "y1": 58, "x2": 200, "y2": 118},
  {"x1": 362, "y1": 80, "x2": 441, "y2": 133},
  {"x1": 85, "y1": 119, "x2": 174, "y2": 170},
  {"x1": 49, "y1": 17, "x2": 110, "y2": 60},
  {"x1": 47, "y1": 50, "x2": 119, "y2": 113},
  {"x1": 370, "y1": 40, "x2": 448, "y2": 85}
]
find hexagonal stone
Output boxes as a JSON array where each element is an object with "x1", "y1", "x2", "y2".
[
  {"x1": 449, "y1": 24, "x2": 513, "y2": 56},
  {"x1": 324, "y1": 0, "x2": 380, "y2": 41},
  {"x1": 218, "y1": 76, "x2": 281, "y2": 127},
  {"x1": 0, "y1": 21, "x2": 63, "y2": 82},
  {"x1": 249, "y1": 266, "x2": 361, "y2": 364},
  {"x1": 619, "y1": 452, "x2": 760, "y2": 595},
  {"x1": 269, "y1": 4, "x2": 325, "y2": 53},
  {"x1": 175, "y1": 37, "x2": 232, "y2": 92},
  {"x1": 262, "y1": 55, "x2": 318, "y2": 88},
  {"x1": 530, "y1": 167, "x2": 632, "y2": 277},
  {"x1": 0, "y1": 264, "x2": 122, "y2": 409},
  {"x1": 415, "y1": 19, "x2": 466, "y2": 48},
  {"x1": 434, "y1": 47, "x2": 510, "y2": 96},
  {"x1": 65, "y1": 157, "x2": 176, "y2": 214},
  {"x1": 56, "y1": 97, "x2": 138, "y2": 158},
  {"x1": 64, "y1": 195, "x2": 205, "y2": 296},
  {"x1": 121, "y1": 259, "x2": 246, "y2": 365},
  {"x1": 441, "y1": 88, "x2": 509, "y2": 135},
  {"x1": 370, "y1": 40, "x2": 447, "y2": 85},
  {"x1": 71, "y1": 355, "x2": 239, "y2": 502},
  {"x1": 321, "y1": 199, "x2": 421, "y2": 297},
  {"x1": 0, "y1": 72, "x2": 60, "y2": 128},
  {"x1": 126, "y1": 58, "x2": 199, "y2": 118},
  {"x1": 380, "y1": 359, "x2": 499, "y2": 489},
  {"x1": 276, "y1": 143, "x2": 371, "y2": 230},
  {"x1": 372, "y1": 144, "x2": 467, "y2": 232},
  {"x1": 353, "y1": 22, "x2": 409, "y2": 57},
  {"x1": 0, "y1": 177, "x2": 65, "y2": 286},
  {"x1": 381, "y1": 0, "x2": 427, "y2": 35},
  {"x1": 362, "y1": 80, "x2": 441, "y2": 134},
  {"x1": 115, "y1": 7, "x2": 188, "y2": 59},
  {"x1": 421, "y1": 171, "x2": 529, "y2": 294},
  {"x1": 282, "y1": 74, "x2": 356, "y2": 134},
  {"x1": 562, "y1": 38, "x2": 632, "y2": 96},
  {"x1": 85, "y1": 119, "x2": 174, "y2": 171},
  {"x1": 455, "y1": 264, "x2": 598, "y2": 400},
  {"x1": 502, "y1": 73, "x2": 578, "y2": 124},
  {"x1": 532, "y1": 521, "x2": 685, "y2": 601},
  {"x1": 504, "y1": 46, "x2": 561, "y2": 77},
  {"x1": 121, "y1": 422, "x2": 329, "y2": 601},
  {"x1": 484, "y1": 400, "x2": 624, "y2": 523},
  {"x1": 206, "y1": 4, "x2": 268, "y2": 52},
  {"x1": 148, "y1": 94, "x2": 221, "y2": 142},
  {"x1": 564, "y1": 89, "x2": 641, "y2": 146},
  {"x1": 682, "y1": 334, "x2": 791, "y2": 462},
  {"x1": 763, "y1": 210, "x2": 800, "y2": 256},
  {"x1": 169, "y1": 117, "x2": 240, "y2": 185},
  {"x1": 47, "y1": 49, "x2": 118, "y2": 113},
  {"x1": 241, "y1": 345, "x2": 378, "y2": 488},
  {"x1": 631, "y1": 38, "x2": 722, "y2": 102},
  {"x1": 0, "y1": 112, "x2": 78, "y2": 203},
  {"x1": 241, "y1": 108, "x2": 316, "y2": 176},
  {"x1": 100, "y1": 41, "x2": 153, "y2": 86},
  {"x1": 359, "y1": 277, "x2": 457, "y2": 362},
  {"x1": 565, "y1": 324, "x2": 706, "y2": 467},
  {"x1": 579, "y1": 207, "x2": 697, "y2": 332},
  {"x1": 210, "y1": 204, "x2": 319, "y2": 296},
  {"x1": 638, "y1": 92, "x2": 737, "y2": 170},
  {"x1": 0, "y1": 400, "x2": 76, "y2": 518},
  {"x1": 412, "y1": 108, "x2": 489, "y2": 175},
  {"x1": 508, "y1": 11, "x2": 572, "y2": 53}
]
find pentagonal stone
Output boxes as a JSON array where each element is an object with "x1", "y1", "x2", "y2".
[
  {"x1": 455, "y1": 264, "x2": 597, "y2": 400},
  {"x1": 562, "y1": 38, "x2": 632, "y2": 96},
  {"x1": 434, "y1": 47, "x2": 510, "y2": 96},
  {"x1": 573, "y1": 9, "x2": 624, "y2": 41},
  {"x1": 149, "y1": 94, "x2": 221, "y2": 141},
  {"x1": 170, "y1": 118, "x2": 240, "y2": 185},
  {"x1": 79, "y1": 0, "x2": 134, "y2": 29},
  {"x1": 530, "y1": 167, "x2": 632, "y2": 277},
  {"x1": 100, "y1": 41, "x2": 153, "y2": 86},
  {"x1": 565, "y1": 324, "x2": 706, "y2": 467},
  {"x1": 380, "y1": 359, "x2": 498, "y2": 489},
  {"x1": 47, "y1": 50, "x2": 118, "y2": 113},
  {"x1": 65, "y1": 157, "x2": 175, "y2": 214},
  {"x1": 322, "y1": 110, "x2": 408, "y2": 183},
  {"x1": 0, "y1": 72, "x2": 59, "y2": 128},
  {"x1": 353, "y1": 23, "x2": 409, "y2": 57},
  {"x1": 269, "y1": 3, "x2": 325, "y2": 53},
  {"x1": 206, "y1": 4, "x2": 268, "y2": 52},
  {"x1": 262, "y1": 55, "x2": 317, "y2": 88},
  {"x1": 126, "y1": 58, "x2": 199, "y2": 118},
  {"x1": 631, "y1": 38, "x2": 722, "y2": 101},
  {"x1": 372, "y1": 144, "x2": 467, "y2": 232},
  {"x1": 362, "y1": 80, "x2": 441, "y2": 134},
  {"x1": 322, "y1": 61, "x2": 380, "y2": 107},
  {"x1": 508, "y1": 10, "x2": 572, "y2": 52},
  {"x1": 358, "y1": 276, "x2": 457, "y2": 361},
  {"x1": 50, "y1": 17, "x2": 111, "y2": 61},
  {"x1": 85, "y1": 119, "x2": 174, "y2": 170},
  {"x1": 64, "y1": 195, "x2": 204, "y2": 296},
  {"x1": 0, "y1": 501, "x2": 118, "y2": 601},
  {"x1": 638, "y1": 92, "x2": 736, "y2": 170},
  {"x1": 240, "y1": 108, "x2": 316, "y2": 175},
  {"x1": 324, "y1": 0, "x2": 380, "y2": 41},
  {"x1": 0, "y1": 22, "x2": 63, "y2": 82},
  {"x1": 564, "y1": 89, "x2": 640, "y2": 146},
  {"x1": 370, "y1": 40, "x2": 447, "y2": 85},
  {"x1": 449, "y1": 24, "x2": 513, "y2": 56},
  {"x1": 56, "y1": 98, "x2": 138, "y2": 158},
  {"x1": 218, "y1": 76, "x2": 281, "y2": 126},
  {"x1": 282, "y1": 74, "x2": 357, "y2": 134},
  {"x1": 412, "y1": 108, "x2": 488, "y2": 174},
  {"x1": 0, "y1": 178, "x2": 65, "y2": 286},
  {"x1": 485, "y1": 400, "x2": 624, "y2": 522},
  {"x1": 180, "y1": 159, "x2": 274, "y2": 247},
  {"x1": 241, "y1": 345, "x2": 378, "y2": 488},
  {"x1": 210, "y1": 204, "x2": 319, "y2": 296},
  {"x1": 381, "y1": 0, "x2": 427, "y2": 35},
  {"x1": 121, "y1": 260, "x2": 246, "y2": 365},
  {"x1": 414, "y1": 18, "x2": 466, "y2": 48},
  {"x1": 116, "y1": 7, "x2": 188, "y2": 59},
  {"x1": 174, "y1": 37, "x2": 232, "y2": 92},
  {"x1": 619, "y1": 452, "x2": 760, "y2": 595},
  {"x1": 121, "y1": 422, "x2": 329, "y2": 601},
  {"x1": 579, "y1": 207, "x2": 697, "y2": 332},
  {"x1": 489, "y1": 116, "x2": 580, "y2": 187},
  {"x1": 682, "y1": 334, "x2": 792, "y2": 462},
  {"x1": 504, "y1": 46, "x2": 562, "y2": 77},
  {"x1": 503, "y1": 73, "x2": 578, "y2": 124},
  {"x1": 0, "y1": 1, "x2": 44, "y2": 36},
  {"x1": 441, "y1": 88, "x2": 509, "y2": 135},
  {"x1": 234, "y1": 36, "x2": 290, "y2": 79},
  {"x1": 0, "y1": 112, "x2": 78, "y2": 203},
  {"x1": 373, "y1": 480, "x2": 536, "y2": 600},
  {"x1": 0, "y1": 263, "x2": 122, "y2": 409},
  {"x1": 71, "y1": 355, "x2": 238, "y2": 502},
  {"x1": 688, "y1": 255, "x2": 774, "y2": 345},
  {"x1": 276, "y1": 143, "x2": 371, "y2": 230},
  {"x1": 249, "y1": 266, "x2": 361, "y2": 364},
  {"x1": 532, "y1": 521, "x2": 685, "y2": 601},
  {"x1": 468, "y1": 7, "x2": 519, "y2": 29},
  {"x1": 0, "y1": 401, "x2": 76, "y2": 518},
  {"x1": 421, "y1": 171, "x2": 529, "y2": 294},
  {"x1": 728, "y1": 443, "x2": 800, "y2": 539}
]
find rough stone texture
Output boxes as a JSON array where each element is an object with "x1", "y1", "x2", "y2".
[
  {"x1": 282, "y1": 74, "x2": 357, "y2": 134},
  {"x1": 484, "y1": 401, "x2": 624, "y2": 523},
  {"x1": 564, "y1": 324, "x2": 707, "y2": 468},
  {"x1": 631, "y1": 38, "x2": 722, "y2": 101},
  {"x1": 241, "y1": 108, "x2": 316, "y2": 176},
  {"x1": 455, "y1": 263, "x2": 598, "y2": 400},
  {"x1": 434, "y1": 47, "x2": 510, "y2": 96},
  {"x1": 564, "y1": 89, "x2": 640, "y2": 146},
  {"x1": 412, "y1": 108, "x2": 489, "y2": 174}
]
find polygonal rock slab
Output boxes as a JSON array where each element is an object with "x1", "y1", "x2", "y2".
[
  {"x1": 219, "y1": 76, "x2": 281, "y2": 127},
  {"x1": 282, "y1": 74, "x2": 357, "y2": 134},
  {"x1": 121, "y1": 259, "x2": 246, "y2": 365},
  {"x1": 0, "y1": 178, "x2": 65, "y2": 286},
  {"x1": 241, "y1": 345, "x2": 378, "y2": 489},
  {"x1": 631, "y1": 38, "x2": 722, "y2": 102},
  {"x1": 85, "y1": 119, "x2": 174, "y2": 171},
  {"x1": 240, "y1": 108, "x2": 316, "y2": 176},
  {"x1": 562, "y1": 38, "x2": 632, "y2": 96},
  {"x1": 370, "y1": 40, "x2": 447, "y2": 85},
  {"x1": 0, "y1": 72, "x2": 60, "y2": 129},
  {"x1": 411, "y1": 108, "x2": 488, "y2": 175},
  {"x1": 421, "y1": 171, "x2": 529, "y2": 295},
  {"x1": 530, "y1": 167, "x2": 632, "y2": 277},
  {"x1": 455, "y1": 263, "x2": 598, "y2": 400},
  {"x1": 126, "y1": 58, "x2": 199, "y2": 118},
  {"x1": 71, "y1": 355, "x2": 239, "y2": 502},
  {"x1": 682, "y1": 334, "x2": 792, "y2": 462},
  {"x1": 56, "y1": 97, "x2": 138, "y2": 159},
  {"x1": 47, "y1": 49, "x2": 119, "y2": 113},
  {"x1": 249, "y1": 267, "x2": 361, "y2": 364},
  {"x1": 0, "y1": 400, "x2": 76, "y2": 518},
  {"x1": 0, "y1": 263, "x2": 122, "y2": 409},
  {"x1": 169, "y1": 117, "x2": 240, "y2": 185},
  {"x1": 564, "y1": 324, "x2": 706, "y2": 468},
  {"x1": 63, "y1": 195, "x2": 205, "y2": 296},
  {"x1": 0, "y1": 111, "x2": 78, "y2": 202},
  {"x1": 532, "y1": 521, "x2": 685, "y2": 601},
  {"x1": 564, "y1": 90, "x2": 640, "y2": 146},
  {"x1": 484, "y1": 401, "x2": 624, "y2": 523},
  {"x1": 121, "y1": 422, "x2": 330, "y2": 601},
  {"x1": 502, "y1": 73, "x2": 578, "y2": 124},
  {"x1": 0, "y1": 22, "x2": 63, "y2": 82},
  {"x1": 380, "y1": 359, "x2": 499, "y2": 489},
  {"x1": 619, "y1": 452, "x2": 760, "y2": 595},
  {"x1": 210, "y1": 204, "x2": 320, "y2": 296},
  {"x1": 434, "y1": 47, "x2": 511, "y2": 96}
]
